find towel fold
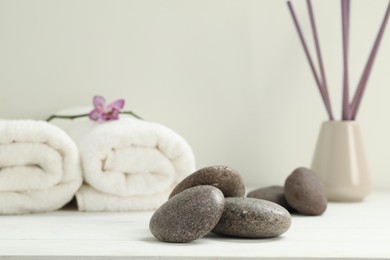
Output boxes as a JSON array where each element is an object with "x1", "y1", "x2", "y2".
[
  {"x1": 51, "y1": 109, "x2": 195, "y2": 211},
  {"x1": 0, "y1": 120, "x2": 82, "y2": 214}
]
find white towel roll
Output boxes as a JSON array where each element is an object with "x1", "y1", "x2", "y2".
[
  {"x1": 51, "y1": 108, "x2": 196, "y2": 211},
  {"x1": 0, "y1": 120, "x2": 82, "y2": 214}
]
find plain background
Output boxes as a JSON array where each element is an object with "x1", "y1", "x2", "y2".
[{"x1": 1, "y1": 0, "x2": 389, "y2": 188}]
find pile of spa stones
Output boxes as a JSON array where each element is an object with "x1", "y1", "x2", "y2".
[{"x1": 149, "y1": 166, "x2": 327, "y2": 243}]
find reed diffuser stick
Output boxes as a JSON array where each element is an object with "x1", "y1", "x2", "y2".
[
  {"x1": 287, "y1": 1, "x2": 334, "y2": 120},
  {"x1": 349, "y1": 1, "x2": 390, "y2": 120},
  {"x1": 306, "y1": 0, "x2": 334, "y2": 120},
  {"x1": 341, "y1": 0, "x2": 350, "y2": 120}
]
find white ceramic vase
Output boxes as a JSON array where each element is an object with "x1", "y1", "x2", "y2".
[{"x1": 311, "y1": 121, "x2": 371, "y2": 202}]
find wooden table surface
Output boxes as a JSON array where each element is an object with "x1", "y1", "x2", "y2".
[{"x1": 1, "y1": 190, "x2": 389, "y2": 260}]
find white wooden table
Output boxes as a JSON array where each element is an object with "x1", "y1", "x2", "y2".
[{"x1": 1, "y1": 190, "x2": 389, "y2": 259}]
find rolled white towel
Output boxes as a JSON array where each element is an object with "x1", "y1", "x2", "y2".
[
  {"x1": 51, "y1": 108, "x2": 196, "y2": 211},
  {"x1": 0, "y1": 120, "x2": 82, "y2": 214}
]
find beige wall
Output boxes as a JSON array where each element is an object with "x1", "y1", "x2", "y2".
[{"x1": 1, "y1": 0, "x2": 390, "y2": 188}]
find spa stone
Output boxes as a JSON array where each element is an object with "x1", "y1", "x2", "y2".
[
  {"x1": 149, "y1": 185, "x2": 224, "y2": 243},
  {"x1": 212, "y1": 197, "x2": 291, "y2": 238},
  {"x1": 247, "y1": 185, "x2": 293, "y2": 211},
  {"x1": 169, "y1": 165, "x2": 245, "y2": 198},
  {"x1": 284, "y1": 167, "x2": 327, "y2": 215}
]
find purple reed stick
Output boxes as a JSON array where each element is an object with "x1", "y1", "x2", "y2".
[
  {"x1": 350, "y1": 0, "x2": 390, "y2": 120},
  {"x1": 306, "y1": 0, "x2": 334, "y2": 121},
  {"x1": 341, "y1": 0, "x2": 351, "y2": 120},
  {"x1": 287, "y1": 1, "x2": 333, "y2": 121}
]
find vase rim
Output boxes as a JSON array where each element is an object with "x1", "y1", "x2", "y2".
[{"x1": 322, "y1": 120, "x2": 360, "y2": 125}]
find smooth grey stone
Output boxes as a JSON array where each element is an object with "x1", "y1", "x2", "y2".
[
  {"x1": 247, "y1": 185, "x2": 293, "y2": 211},
  {"x1": 284, "y1": 167, "x2": 327, "y2": 215},
  {"x1": 149, "y1": 185, "x2": 225, "y2": 243},
  {"x1": 169, "y1": 165, "x2": 245, "y2": 199},
  {"x1": 212, "y1": 197, "x2": 291, "y2": 238}
]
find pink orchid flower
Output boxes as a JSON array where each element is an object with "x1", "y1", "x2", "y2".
[{"x1": 88, "y1": 96, "x2": 125, "y2": 121}]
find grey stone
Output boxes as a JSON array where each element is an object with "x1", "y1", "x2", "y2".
[
  {"x1": 212, "y1": 197, "x2": 291, "y2": 238},
  {"x1": 247, "y1": 185, "x2": 293, "y2": 211},
  {"x1": 169, "y1": 165, "x2": 245, "y2": 199},
  {"x1": 149, "y1": 185, "x2": 225, "y2": 243},
  {"x1": 284, "y1": 167, "x2": 327, "y2": 215}
]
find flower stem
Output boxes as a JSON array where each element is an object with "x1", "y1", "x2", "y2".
[
  {"x1": 46, "y1": 114, "x2": 90, "y2": 122},
  {"x1": 119, "y1": 111, "x2": 143, "y2": 120},
  {"x1": 46, "y1": 111, "x2": 143, "y2": 122}
]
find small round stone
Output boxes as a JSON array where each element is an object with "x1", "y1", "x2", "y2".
[
  {"x1": 212, "y1": 197, "x2": 291, "y2": 238},
  {"x1": 284, "y1": 167, "x2": 327, "y2": 215},
  {"x1": 247, "y1": 185, "x2": 293, "y2": 211},
  {"x1": 169, "y1": 165, "x2": 245, "y2": 199},
  {"x1": 149, "y1": 185, "x2": 225, "y2": 243}
]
